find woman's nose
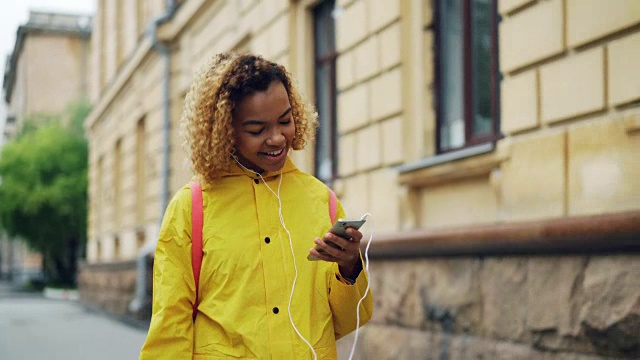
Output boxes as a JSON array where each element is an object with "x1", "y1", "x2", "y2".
[{"x1": 266, "y1": 131, "x2": 285, "y2": 146}]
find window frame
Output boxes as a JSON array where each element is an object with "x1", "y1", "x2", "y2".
[{"x1": 434, "y1": 0, "x2": 501, "y2": 154}]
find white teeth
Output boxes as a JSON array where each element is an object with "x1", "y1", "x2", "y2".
[{"x1": 266, "y1": 149, "x2": 283, "y2": 156}]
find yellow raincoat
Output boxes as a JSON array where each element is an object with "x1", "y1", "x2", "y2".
[{"x1": 140, "y1": 158, "x2": 373, "y2": 359}]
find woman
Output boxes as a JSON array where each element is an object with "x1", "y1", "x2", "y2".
[{"x1": 140, "y1": 52, "x2": 373, "y2": 359}]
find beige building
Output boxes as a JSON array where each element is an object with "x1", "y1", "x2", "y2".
[
  {"x1": 1, "y1": 11, "x2": 91, "y2": 284},
  {"x1": 82, "y1": 0, "x2": 639, "y2": 358}
]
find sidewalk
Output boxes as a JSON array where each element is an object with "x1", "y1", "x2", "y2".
[
  {"x1": 0, "y1": 280, "x2": 41, "y2": 299},
  {"x1": 0, "y1": 281, "x2": 147, "y2": 360}
]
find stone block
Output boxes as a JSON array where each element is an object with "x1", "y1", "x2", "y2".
[
  {"x1": 141, "y1": 78, "x2": 165, "y2": 112},
  {"x1": 367, "y1": 261, "x2": 417, "y2": 326},
  {"x1": 369, "y1": 168, "x2": 399, "y2": 232},
  {"x1": 381, "y1": 116, "x2": 403, "y2": 165},
  {"x1": 272, "y1": 0, "x2": 289, "y2": 18},
  {"x1": 500, "y1": 0, "x2": 564, "y2": 72},
  {"x1": 579, "y1": 255, "x2": 640, "y2": 357},
  {"x1": 480, "y1": 258, "x2": 528, "y2": 341},
  {"x1": 492, "y1": 341, "x2": 548, "y2": 360},
  {"x1": 501, "y1": 70, "x2": 539, "y2": 134},
  {"x1": 368, "y1": 0, "x2": 400, "y2": 33},
  {"x1": 275, "y1": 53, "x2": 290, "y2": 74},
  {"x1": 337, "y1": 50, "x2": 355, "y2": 90},
  {"x1": 501, "y1": 132, "x2": 566, "y2": 221},
  {"x1": 190, "y1": 3, "x2": 230, "y2": 57},
  {"x1": 567, "y1": 117, "x2": 640, "y2": 216},
  {"x1": 239, "y1": 0, "x2": 253, "y2": 13},
  {"x1": 354, "y1": 36, "x2": 379, "y2": 82},
  {"x1": 540, "y1": 47, "x2": 605, "y2": 123},
  {"x1": 567, "y1": 0, "x2": 640, "y2": 47},
  {"x1": 608, "y1": 31, "x2": 640, "y2": 106},
  {"x1": 251, "y1": 29, "x2": 270, "y2": 58},
  {"x1": 87, "y1": 240, "x2": 98, "y2": 262},
  {"x1": 268, "y1": 14, "x2": 289, "y2": 58},
  {"x1": 369, "y1": 68, "x2": 402, "y2": 121},
  {"x1": 420, "y1": 176, "x2": 498, "y2": 228},
  {"x1": 424, "y1": 32, "x2": 435, "y2": 86},
  {"x1": 355, "y1": 325, "x2": 437, "y2": 360},
  {"x1": 414, "y1": 259, "x2": 483, "y2": 333},
  {"x1": 423, "y1": 0, "x2": 433, "y2": 26},
  {"x1": 499, "y1": 0, "x2": 536, "y2": 15},
  {"x1": 355, "y1": 124, "x2": 381, "y2": 171},
  {"x1": 338, "y1": 132, "x2": 357, "y2": 177},
  {"x1": 379, "y1": 23, "x2": 401, "y2": 70},
  {"x1": 335, "y1": 332, "x2": 356, "y2": 359},
  {"x1": 119, "y1": 230, "x2": 137, "y2": 260},
  {"x1": 337, "y1": 0, "x2": 355, "y2": 8},
  {"x1": 336, "y1": 0, "x2": 367, "y2": 52},
  {"x1": 448, "y1": 336, "x2": 497, "y2": 360},
  {"x1": 526, "y1": 257, "x2": 586, "y2": 335},
  {"x1": 338, "y1": 84, "x2": 369, "y2": 133},
  {"x1": 340, "y1": 173, "x2": 370, "y2": 218}
]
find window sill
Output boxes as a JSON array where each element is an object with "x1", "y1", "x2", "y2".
[{"x1": 397, "y1": 143, "x2": 505, "y2": 187}]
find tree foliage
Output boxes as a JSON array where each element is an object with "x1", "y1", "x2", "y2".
[{"x1": 0, "y1": 101, "x2": 90, "y2": 286}]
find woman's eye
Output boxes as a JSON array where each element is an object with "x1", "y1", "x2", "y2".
[
  {"x1": 280, "y1": 119, "x2": 292, "y2": 125},
  {"x1": 248, "y1": 129, "x2": 263, "y2": 135}
]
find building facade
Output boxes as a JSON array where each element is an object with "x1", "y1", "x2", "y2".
[
  {"x1": 1, "y1": 11, "x2": 91, "y2": 284},
  {"x1": 82, "y1": 0, "x2": 639, "y2": 358}
]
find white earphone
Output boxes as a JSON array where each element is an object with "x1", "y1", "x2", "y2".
[{"x1": 231, "y1": 155, "x2": 373, "y2": 360}]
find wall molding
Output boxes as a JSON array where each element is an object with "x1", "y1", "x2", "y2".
[{"x1": 366, "y1": 210, "x2": 640, "y2": 258}]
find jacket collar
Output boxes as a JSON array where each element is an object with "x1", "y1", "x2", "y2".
[
  {"x1": 200, "y1": 156, "x2": 298, "y2": 190},
  {"x1": 226, "y1": 155, "x2": 298, "y2": 178}
]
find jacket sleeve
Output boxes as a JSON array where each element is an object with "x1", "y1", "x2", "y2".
[
  {"x1": 327, "y1": 201, "x2": 374, "y2": 340},
  {"x1": 139, "y1": 189, "x2": 196, "y2": 359}
]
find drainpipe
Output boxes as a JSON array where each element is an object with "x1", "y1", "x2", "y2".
[{"x1": 129, "y1": 0, "x2": 178, "y2": 316}]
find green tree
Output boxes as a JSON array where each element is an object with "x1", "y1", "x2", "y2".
[{"x1": 0, "y1": 102, "x2": 89, "y2": 287}]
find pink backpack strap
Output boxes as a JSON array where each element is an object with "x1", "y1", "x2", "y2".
[
  {"x1": 190, "y1": 180, "x2": 203, "y2": 321},
  {"x1": 328, "y1": 187, "x2": 337, "y2": 224}
]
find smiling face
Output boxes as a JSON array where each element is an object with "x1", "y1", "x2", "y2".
[{"x1": 232, "y1": 80, "x2": 295, "y2": 173}]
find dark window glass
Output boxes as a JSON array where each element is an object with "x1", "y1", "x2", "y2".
[{"x1": 437, "y1": 0, "x2": 500, "y2": 153}]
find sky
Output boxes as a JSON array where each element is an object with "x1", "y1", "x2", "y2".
[{"x1": 0, "y1": 0, "x2": 95, "y2": 147}]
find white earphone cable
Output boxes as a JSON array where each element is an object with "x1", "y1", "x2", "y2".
[
  {"x1": 232, "y1": 156, "x2": 374, "y2": 360},
  {"x1": 232, "y1": 157, "x2": 318, "y2": 360},
  {"x1": 348, "y1": 212, "x2": 373, "y2": 360}
]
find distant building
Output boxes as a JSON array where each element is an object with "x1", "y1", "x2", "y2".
[
  {"x1": 0, "y1": 10, "x2": 91, "y2": 284},
  {"x1": 83, "y1": 0, "x2": 639, "y2": 358}
]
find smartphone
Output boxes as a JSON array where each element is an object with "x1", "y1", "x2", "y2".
[
  {"x1": 307, "y1": 217, "x2": 367, "y2": 261},
  {"x1": 329, "y1": 218, "x2": 367, "y2": 239}
]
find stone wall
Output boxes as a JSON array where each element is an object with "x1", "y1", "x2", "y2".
[
  {"x1": 338, "y1": 255, "x2": 639, "y2": 359},
  {"x1": 77, "y1": 260, "x2": 145, "y2": 318}
]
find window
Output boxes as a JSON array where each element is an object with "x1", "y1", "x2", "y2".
[
  {"x1": 97, "y1": 156, "x2": 104, "y2": 235},
  {"x1": 116, "y1": 0, "x2": 124, "y2": 66},
  {"x1": 136, "y1": 118, "x2": 146, "y2": 223},
  {"x1": 313, "y1": 0, "x2": 338, "y2": 184},
  {"x1": 435, "y1": 0, "x2": 500, "y2": 153},
  {"x1": 96, "y1": 239, "x2": 102, "y2": 262},
  {"x1": 114, "y1": 139, "x2": 122, "y2": 227},
  {"x1": 136, "y1": 230, "x2": 145, "y2": 250},
  {"x1": 113, "y1": 236, "x2": 120, "y2": 259}
]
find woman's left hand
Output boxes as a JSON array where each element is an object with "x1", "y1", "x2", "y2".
[{"x1": 309, "y1": 227, "x2": 363, "y2": 280}]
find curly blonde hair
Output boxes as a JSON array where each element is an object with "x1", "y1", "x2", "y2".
[{"x1": 181, "y1": 52, "x2": 318, "y2": 184}]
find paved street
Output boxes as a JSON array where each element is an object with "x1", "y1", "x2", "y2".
[{"x1": 0, "y1": 282, "x2": 148, "y2": 360}]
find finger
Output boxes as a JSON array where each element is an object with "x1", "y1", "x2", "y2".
[
  {"x1": 345, "y1": 228, "x2": 363, "y2": 242},
  {"x1": 315, "y1": 238, "x2": 346, "y2": 259},
  {"x1": 324, "y1": 233, "x2": 350, "y2": 249},
  {"x1": 309, "y1": 247, "x2": 343, "y2": 263},
  {"x1": 309, "y1": 248, "x2": 334, "y2": 262}
]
